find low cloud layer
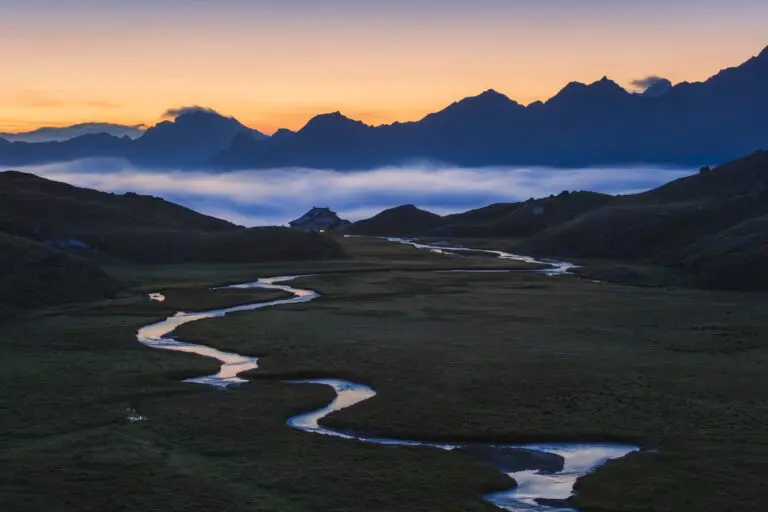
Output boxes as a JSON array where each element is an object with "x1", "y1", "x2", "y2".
[{"x1": 17, "y1": 159, "x2": 695, "y2": 226}]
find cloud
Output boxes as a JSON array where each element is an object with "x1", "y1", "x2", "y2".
[
  {"x1": 629, "y1": 75, "x2": 669, "y2": 92},
  {"x1": 16, "y1": 159, "x2": 696, "y2": 227},
  {"x1": 162, "y1": 105, "x2": 222, "y2": 119}
]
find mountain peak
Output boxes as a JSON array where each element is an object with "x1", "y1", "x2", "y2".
[
  {"x1": 421, "y1": 88, "x2": 521, "y2": 125},
  {"x1": 301, "y1": 112, "x2": 368, "y2": 133},
  {"x1": 759, "y1": 45, "x2": 768, "y2": 60},
  {"x1": 271, "y1": 128, "x2": 296, "y2": 141},
  {"x1": 548, "y1": 77, "x2": 629, "y2": 107},
  {"x1": 642, "y1": 78, "x2": 673, "y2": 98},
  {"x1": 589, "y1": 76, "x2": 628, "y2": 94},
  {"x1": 477, "y1": 88, "x2": 507, "y2": 99},
  {"x1": 467, "y1": 88, "x2": 520, "y2": 107}
]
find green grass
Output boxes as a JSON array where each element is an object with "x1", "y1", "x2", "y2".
[{"x1": 2, "y1": 237, "x2": 766, "y2": 511}]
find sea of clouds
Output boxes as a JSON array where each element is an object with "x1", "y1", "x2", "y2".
[{"x1": 18, "y1": 158, "x2": 696, "y2": 226}]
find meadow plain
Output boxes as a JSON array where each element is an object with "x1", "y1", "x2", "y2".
[{"x1": 1, "y1": 237, "x2": 766, "y2": 511}]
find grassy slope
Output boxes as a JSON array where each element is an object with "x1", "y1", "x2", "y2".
[
  {"x1": 2, "y1": 238, "x2": 766, "y2": 511},
  {"x1": 0, "y1": 232, "x2": 119, "y2": 309},
  {"x1": 0, "y1": 171, "x2": 347, "y2": 265}
]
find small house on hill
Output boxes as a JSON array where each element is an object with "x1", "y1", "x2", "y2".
[{"x1": 289, "y1": 207, "x2": 349, "y2": 232}]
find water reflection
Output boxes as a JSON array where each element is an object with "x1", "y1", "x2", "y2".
[
  {"x1": 284, "y1": 379, "x2": 636, "y2": 511},
  {"x1": 354, "y1": 236, "x2": 577, "y2": 275},
  {"x1": 136, "y1": 240, "x2": 637, "y2": 511}
]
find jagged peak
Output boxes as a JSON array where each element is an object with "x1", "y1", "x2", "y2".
[
  {"x1": 548, "y1": 77, "x2": 629, "y2": 105},
  {"x1": 561, "y1": 81, "x2": 589, "y2": 91},
  {"x1": 476, "y1": 88, "x2": 509, "y2": 99},
  {"x1": 588, "y1": 76, "x2": 628, "y2": 93}
]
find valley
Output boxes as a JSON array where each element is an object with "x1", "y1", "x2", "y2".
[{"x1": 1, "y1": 237, "x2": 765, "y2": 511}]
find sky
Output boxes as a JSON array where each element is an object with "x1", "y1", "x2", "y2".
[{"x1": 1, "y1": 1, "x2": 766, "y2": 134}]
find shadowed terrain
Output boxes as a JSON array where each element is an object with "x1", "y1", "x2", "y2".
[
  {"x1": 1, "y1": 238, "x2": 766, "y2": 511},
  {"x1": 348, "y1": 151, "x2": 768, "y2": 290},
  {"x1": 0, "y1": 171, "x2": 345, "y2": 306}
]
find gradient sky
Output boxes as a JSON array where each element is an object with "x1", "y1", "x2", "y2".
[{"x1": 1, "y1": 0, "x2": 766, "y2": 134}]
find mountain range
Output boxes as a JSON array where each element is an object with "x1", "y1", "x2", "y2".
[
  {"x1": 0, "y1": 122, "x2": 145, "y2": 143},
  {"x1": 1, "y1": 45, "x2": 767, "y2": 169}
]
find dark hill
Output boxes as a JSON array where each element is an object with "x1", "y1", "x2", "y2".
[
  {"x1": 510, "y1": 152, "x2": 768, "y2": 289},
  {"x1": 433, "y1": 191, "x2": 614, "y2": 237},
  {"x1": 0, "y1": 170, "x2": 234, "y2": 241},
  {"x1": 519, "y1": 152, "x2": 768, "y2": 260},
  {"x1": 0, "y1": 232, "x2": 119, "y2": 309},
  {"x1": 676, "y1": 214, "x2": 768, "y2": 290},
  {"x1": 347, "y1": 205, "x2": 443, "y2": 236},
  {"x1": 130, "y1": 110, "x2": 263, "y2": 167},
  {"x1": 349, "y1": 152, "x2": 768, "y2": 290},
  {"x1": 0, "y1": 171, "x2": 346, "y2": 266}
]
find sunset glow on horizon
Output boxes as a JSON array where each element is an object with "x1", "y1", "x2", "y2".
[{"x1": 1, "y1": 0, "x2": 766, "y2": 134}]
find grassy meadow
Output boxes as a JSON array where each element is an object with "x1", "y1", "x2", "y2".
[{"x1": 1, "y1": 236, "x2": 766, "y2": 511}]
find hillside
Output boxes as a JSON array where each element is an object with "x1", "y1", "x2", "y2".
[
  {"x1": 519, "y1": 152, "x2": 768, "y2": 260},
  {"x1": 0, "y1": 171, "x2": 347, "y2": 307},
  {"x1": 0, "y1": 232, "x2": 119, "y2": 309},
  {"x1": 433, "y1": 191, "x2": 615, "y2": 237},
  {"x1": 0, "y1": 170, "x2": 234, "y2": 241},
  {"x1": 346, "y1": 205, "x2": 443, "y2": 236},
  {"x1": 0, "y1": 170, "x2": 347, "y2": 264},
  {"x1": 350, "y1": 151, "x2": 768, "y2": 290}
]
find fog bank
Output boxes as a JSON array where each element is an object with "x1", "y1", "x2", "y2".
[{"x1": 17, "y1": 159, "x2": 696, "y2": 226}]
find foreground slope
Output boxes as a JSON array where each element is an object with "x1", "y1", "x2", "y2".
[
  {"x1": 0, "y1": 232, "x2": 118, "y2": 309},
  {"x1": 350, "y1": 151, "x2": 768, "y2": 290},
  {"x1": 0, "y1": 171, "x2": 346, "y2": 307},
  {"x1": 520, "y1": 151, "x2": 768, "y2": 258},
  {"x1": 0, "y1": 170, "x2": 346, "y2": 265}
]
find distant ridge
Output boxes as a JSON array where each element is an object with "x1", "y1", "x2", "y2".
[
  {"x1": 0, "y1": 123, "x2": 144, "y2": 143},
  {"x1": 1, "y1": 44, "x2": 767, "y2": 169}
]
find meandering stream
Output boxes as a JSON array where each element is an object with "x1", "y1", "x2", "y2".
[{"x1": 138, "y1": 238, "x2": 637, "y2": 511}]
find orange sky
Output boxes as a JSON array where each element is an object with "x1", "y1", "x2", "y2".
[{"x1": 0, "y1": 1, "x2": 766, "y2": 134}]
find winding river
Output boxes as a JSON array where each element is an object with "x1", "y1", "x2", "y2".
[{"x1": 137, "y1": 238, "x2": 638, "y2": 511}]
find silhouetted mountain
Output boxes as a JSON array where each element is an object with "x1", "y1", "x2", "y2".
[
  {"x1": 0, "y1": 123, "x2": 144, "y2": 143},
  {"x1": 129, "y1": 110, "x2": 265, "y2": 166},
  {"x1": 271, "y1": 128, "x2": 296, "y2": 141},
  {"x1": 262, "y1": 112, "x2": 378, "y2": 169},
  {"x1": 0, "y1": 171, "x2": 346, "y2": 266},
  {"x1": 0, "y1": 133, "x2": 133, "y2": 166},
  {"x1": 212, "y1": 45, "x2": 768, "y2": 169},
  {"x1": 1, "y1": 45, "x2": 768, "y2": 169},
  {"x1": 347, "y1": 205, "x2": 443, "y2": 236},
  {"x1": 641, "y1": 79, "x2": 673, "y2": 98}
]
